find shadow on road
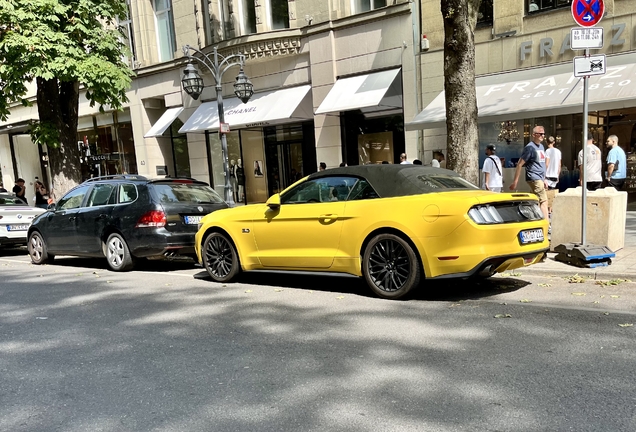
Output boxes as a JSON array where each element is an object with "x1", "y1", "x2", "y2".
[{"x1": 193, "y1": 269, "x2": 530, "y2": 302}]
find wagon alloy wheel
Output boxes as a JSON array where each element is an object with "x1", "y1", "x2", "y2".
[
  {"x1": 106, "y1": 233, "x2": 135, "y2": 271},
  {"x1": 203, "y1": 232, "x2": 240, "y2": 283},
  {"x1": 363, "y1": 234, "x2": 421, "y2": 299},
  {"x1": 28, "y1": 231, "x2": 54, "y2": 265}
]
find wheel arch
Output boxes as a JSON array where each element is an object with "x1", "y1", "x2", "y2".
[
  {"x1": 101, "y1": 226, "x2": 126, "y2": 256},
  {"x1": 200, "y1": 225, "x2": 243, "y2": 268},
  {"x1": 359, "y1": 227, "x2": 428, "y2": 278}
]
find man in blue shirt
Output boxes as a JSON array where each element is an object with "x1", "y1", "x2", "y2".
[
  {"x1": 510, "y1": 125, "x2": 548, "y2": 220},
  {"x1": 605, "y1": 135, "x2": 626, "y2": 190}
]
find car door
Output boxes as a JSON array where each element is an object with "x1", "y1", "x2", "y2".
[
  {"x1": 45, "y1": 185, "x2": 91, "y2": 253},
  {"x1": 75, "y1": 183, "x2": 116, "y2": 255},
  {"x1": 252, "y1": 176, "x2": 354, "y2": 268}
]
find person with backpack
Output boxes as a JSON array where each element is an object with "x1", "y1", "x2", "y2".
[{"x1": 483, "y1": 144, "x2": 503, "y2": 192}]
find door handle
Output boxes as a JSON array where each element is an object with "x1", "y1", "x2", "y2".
[
  {"x1": 97, "y1": 214, "x2": 107, "y2": 220},
  {"x1": 69, "y1": 216, "x2": 77, "y2": 222},
  {"x1": 319, "y1": 214, "x2": 339, "y2": 223}
]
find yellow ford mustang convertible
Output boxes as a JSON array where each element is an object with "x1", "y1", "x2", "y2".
[{"x1": 195, "y1": 165, "x2": 548, "y2": 299}]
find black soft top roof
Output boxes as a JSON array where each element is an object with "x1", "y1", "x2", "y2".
[{"x1": 307, "y1": 165, "x2": 470, "y2": 198}]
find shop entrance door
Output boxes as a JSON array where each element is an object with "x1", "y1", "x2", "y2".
[{"x1": 265, "y1": 141, "x2": 304, "y2": 196}]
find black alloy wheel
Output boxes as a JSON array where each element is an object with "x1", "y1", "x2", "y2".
[
  {"x1": 28, "y1": 231, "x2": 54, "y2": 265},
  {"x1": 362, "y1": 233, "x2": 421, "y2": 299},
  {"x1": 202, "y1": 232, "x2": 240, "y2": 283}
]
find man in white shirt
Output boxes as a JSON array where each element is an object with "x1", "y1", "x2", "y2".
[
  {"x1": 399, "y1": 153, "x2": 412, "y2": 164},
  {"x1": 431, "y1": 151, "x2": 445, "y2": 168},
  {"x1": 544, "y1": 136, "x2": 562, "y2": 214},
  {"x1": 482, "y1": 144, "x2": 503, "y2": 192},
  {"x1": 577, "y1": 137, "x2": 602, "y2": 191}
]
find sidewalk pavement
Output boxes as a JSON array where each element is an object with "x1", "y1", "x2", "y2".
[{"x1": 520, "y1": 205, "x2": 636, "y2": 280}]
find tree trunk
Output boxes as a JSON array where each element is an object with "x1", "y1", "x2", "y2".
[
  {"x1": 36, "y1": 78, "x2": 82, "y2": 201},
  {"x1": 441, "y1": 0, "x2": 480, "y2": 186}
]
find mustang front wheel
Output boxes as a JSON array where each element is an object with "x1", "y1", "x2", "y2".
[
  {"x1": 363, "y1": 234, "x2": 421, "y2": 299},
  {"x1": 202, "y1": 232, "x2": 240, "y2": 283},
  {"x1": 28, "y1": 231, "x2": 54, "y2": 265}
]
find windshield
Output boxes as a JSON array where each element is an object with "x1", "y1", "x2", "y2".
[{"x1": 152, "y1": 183, "x2": 225, "y2": 204}]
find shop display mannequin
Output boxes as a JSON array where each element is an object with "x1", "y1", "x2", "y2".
[
  {"x1": 230, "y1": 159, "x2": 238, "y2": 202},
  {"x1": 235, "y1": 159, "x2": 245, "y2": 203}
]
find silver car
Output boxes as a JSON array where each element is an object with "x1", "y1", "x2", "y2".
[{"x1": 0, "y1": 194, "x2": 46, "y2": 247}]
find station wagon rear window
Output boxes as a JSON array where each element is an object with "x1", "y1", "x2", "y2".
[{"x1": 153, "y1": 183, "x2": 224, "y2": 203}]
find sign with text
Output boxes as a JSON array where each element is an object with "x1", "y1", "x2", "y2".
[
  {"x1": 571, "y1": 27, "x2": 603, "y2": 49},
  {"x1": 574, "y1": 54, "x2": 606, "y2": 77}
]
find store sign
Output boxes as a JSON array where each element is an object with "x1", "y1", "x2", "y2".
[
  {"x1": 89, "y1": 154, "x2": 108, "y2": 161},
  {"x1": 519, "y1": 23, "x2": 625, "y2": 61}
]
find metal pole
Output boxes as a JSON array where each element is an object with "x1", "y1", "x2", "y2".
[
  {"x1": 581, "y1": 47, "x2": 589, "y2": 246},
  {"x1": 214, "y1": 47, "x2": 236, "y2": 207}
]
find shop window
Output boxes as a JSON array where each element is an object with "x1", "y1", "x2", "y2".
[
  {"x1": 477, "y1": 0, "x2": 493, "y2": 27},
  {"x1": 353, "y1": 0, "x2": 386, "y2": 14},
  {"x1": 170, "y1": 120, "x2": 191, "y2": 178},
  {"x1": 528, "y1": 0, "x2": 571, "y2": 15},
  {"x1": 153, "y1": 0, "x2": 176, "y2": 61},
  {"x1": 118, "y1": 0, "x2": 136, "y2": 68}
]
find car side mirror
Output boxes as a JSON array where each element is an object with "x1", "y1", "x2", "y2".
[
  {"x1": 266, "y1": 194, "x2": 281, "y2": 210},
  {"x1": 47, "y1": 203, "x2": 56, "y2": 211}
]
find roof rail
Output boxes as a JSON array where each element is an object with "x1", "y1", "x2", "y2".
[{"x1": 83, "y1": 174, "x2": 148, "y2": 183}]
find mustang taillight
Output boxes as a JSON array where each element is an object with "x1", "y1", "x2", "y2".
[
  {"x1": 468, "y1": 205, "x2": 504, "y2": 224},
  {"x1": 135, "y1": 210, "x2": 166, "y2": 228}
]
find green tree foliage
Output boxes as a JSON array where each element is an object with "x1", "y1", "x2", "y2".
[{"x1": 0, "y1": 0, "x2": 133, "y2": 197}]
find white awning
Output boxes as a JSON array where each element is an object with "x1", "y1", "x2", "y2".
[
  {"x1": 144, "y1": 107, "x2": 185, "y2": 138},
  {"x1": 315, "y1": 68, "x2": 402, "y2": 115},
  {"x1": 178, "y1": 85, "x2": 312, "y2": 134},
  {"x1": 407, "y1": 52, "x2": 636, "y2": 130}
]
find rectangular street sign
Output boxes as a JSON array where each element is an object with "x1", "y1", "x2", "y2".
[
  {"x1": 571, "y1": 27, "x2": 603, "y2": 49},
  {"x1": 573, "y1": 54, "x2": 606, "y2": 77}
]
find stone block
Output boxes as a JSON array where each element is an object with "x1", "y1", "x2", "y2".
[{"x1": 551, "y1": 187, "x2": 628, "y2": 252}]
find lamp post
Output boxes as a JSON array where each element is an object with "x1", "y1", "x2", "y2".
[{"x1": 181, "y1": 45, "x2": 254, "y2": 206}]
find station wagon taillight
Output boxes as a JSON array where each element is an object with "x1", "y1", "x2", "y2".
[{"x1": 135, "y1": 210, "x2": 166, "y2": 228}]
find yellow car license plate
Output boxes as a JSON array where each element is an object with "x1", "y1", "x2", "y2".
[{"x1": 519, "y1": 228, "x2": 544, "y2": 244}]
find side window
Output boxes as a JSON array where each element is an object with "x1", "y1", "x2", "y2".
[
  {"x1": 281, "y1": 177, "x2": 356, "y2": 204},
  {"x1": 348, "y1": 179, "x2": 380, "y2": 201},
  {"x1": 118, "y1": 183, "x2": 138, "y2": 204},
  {"x1": 57, "y1": 186, "x2": 91, "y2": 211},
  {"x1": 87, "y1": 184, "x2": 116, "y2": 207}
]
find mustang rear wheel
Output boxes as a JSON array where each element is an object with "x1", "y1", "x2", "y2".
[
  {"x1": 28, "y1": 231, "x2": 54, "y2": 265},
  {"x1": 363, "y1": 233, "x2": 421, "y2": 299},
  {"x1": 202, "y1": 232, "x2": 240, "y2": 283},
  {"x1": 105, "y1": 233, "x2": 135, "y2": 271}
]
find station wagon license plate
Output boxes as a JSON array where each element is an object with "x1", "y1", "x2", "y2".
[
  {"x1": 519, "y1": 228, "x2": 544, "y2": 244},
  {"x1": 7, "y1": 224, "x2": 29, "y2": 231},
  {"x1": 184, "y1": 215, "x2": 203, "y2": 225}
]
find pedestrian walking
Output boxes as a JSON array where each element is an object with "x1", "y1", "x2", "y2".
[
  {"x1": 482, "y1": 144, "x2": 503, "y2": 192},
  {"x1": 545, "y1": 136, "x2": 562, "y2": 215},
  {"x1": 578, "y1": 136, "x2": 602, "y2": 191},
  {"x1": 509, "y1": 125, "x2": 549, "y2": 220},
  {"x1": 399, "y1": 153, "x2": 412, "y2": 164},
  {"x1": 605, "y1": 135, "x2": 627, "y2": 190},
  {"x1": 431, "y1": 151, "x2": 444, "y2": 168}
]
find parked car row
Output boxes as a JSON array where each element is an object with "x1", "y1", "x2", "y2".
[{"x1": 26, "y1": 166, "x2": 549, "y2": 299}]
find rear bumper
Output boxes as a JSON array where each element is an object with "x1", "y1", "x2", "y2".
[
  {"x1": 126, "y1": 228, "x2": 196, "y2": 258},
  {"x1": 428, "y1": 248, "x2": 548, "y2": 279},
  {"x1": 0, "y1": 236, "x2": 28, "y2": 246}
]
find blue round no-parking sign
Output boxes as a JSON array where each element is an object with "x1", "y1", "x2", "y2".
[{"x1": 572, "y1": 0, "x2": 604, "y2": 27}]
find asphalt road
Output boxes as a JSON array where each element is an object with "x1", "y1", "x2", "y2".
[{"x1": 1, "y1": 248, "x2": 635, "y2": 432}]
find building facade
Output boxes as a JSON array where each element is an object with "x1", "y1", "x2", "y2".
[
  {"x1": 1, "y1": 0, "x2": 421, "y2": 204},
  {"x1": 409, "y1": 0, "x2": 636, "y2": 193}
]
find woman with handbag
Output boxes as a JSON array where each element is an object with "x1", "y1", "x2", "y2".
[{"x1": 34, "y1": 181, "x2": 49, "y2": 209}]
